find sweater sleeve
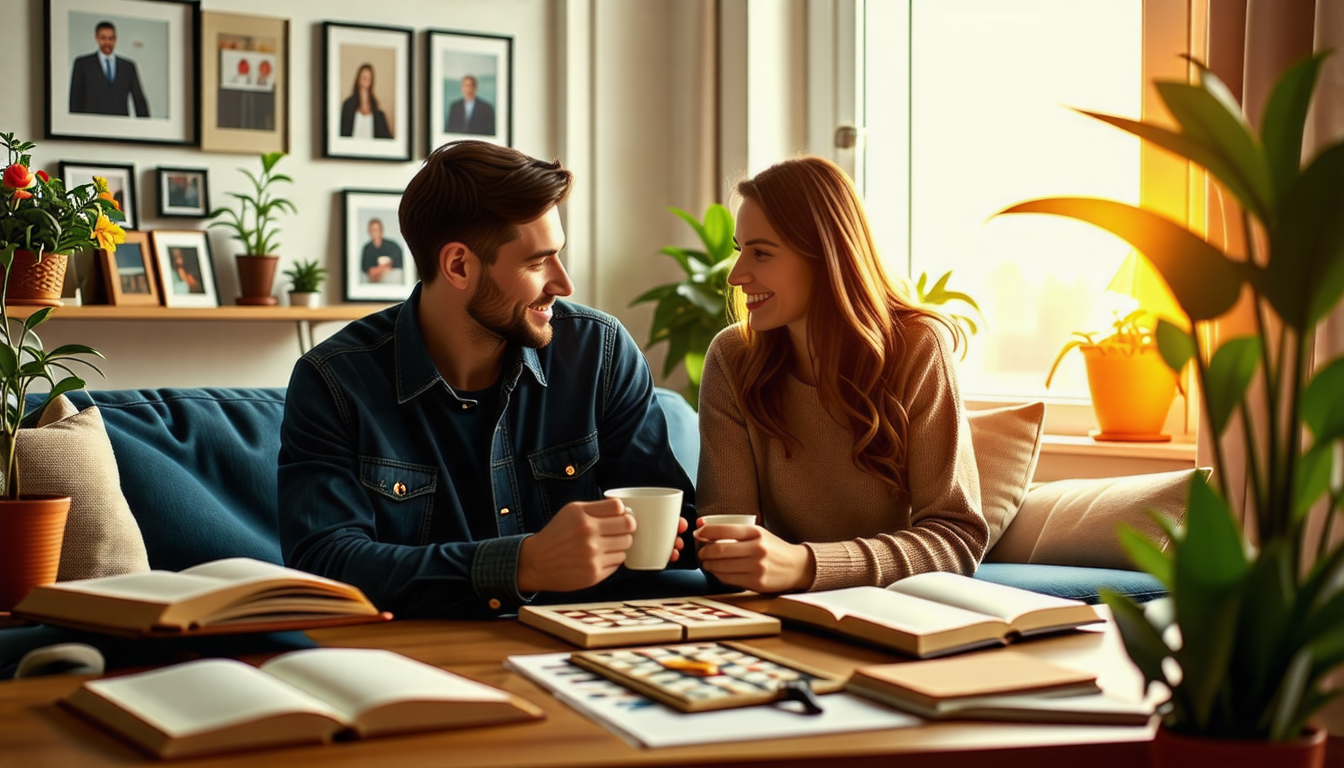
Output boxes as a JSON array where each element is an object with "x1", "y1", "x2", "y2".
[
  {"x1": 805, "y1": 321, "x2": 988, "y2": 590},
  {"x1": 695, "y1": 330, "x2": 763, "y2": 521}
]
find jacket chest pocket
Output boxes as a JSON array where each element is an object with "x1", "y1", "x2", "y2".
[
  {"x1": 360, "y1": 458, "x2": 437, "y2": 545},
  {"x1": 528, "y1": 432, "x2": 600, "y2": 519}
]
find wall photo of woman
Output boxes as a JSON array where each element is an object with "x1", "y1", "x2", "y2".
[
  {"x1": 339, "y1": 63, "x2": 392, "y2": 139},
  {"x1": 694, "y1": 156, "x2": 988, "y2": 595}
]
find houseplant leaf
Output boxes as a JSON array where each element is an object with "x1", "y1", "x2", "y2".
[
  {"x1": 1156, "y1": 319, "x2": 1195, "y2": 373},
  {"x1": 1118, "y1": 524, "x2": 1172, "y2": 587},
  {"x1": 1204, "y1": 336, "x2": 1261, "y2": 437},
  {"x1": 1262, "y1": 141, "x2": 1344, "y2": 330},
  {"x1": 1260, "y1": 52, "x2": 1326, "y2": 201},
  {"x1": 1302, "y1": 356, "x2": 1344, "y2": 443},
  {"x1": 997, "y1": 198, "x2": 1241, "y2": 321}
]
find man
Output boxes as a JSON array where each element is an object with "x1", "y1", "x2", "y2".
[
  {"x1": 278, "y1": 140, "x2": 700, "y2": 619},
  {"x1": 444, "y1": 75, "x2": 496, "y2": 135},
  {"x1": 359, "y1": 218, "x2": 404, "y2": 283},
  {"x1": 69, "y1": 21, "x2": 150, "y2": 117}
]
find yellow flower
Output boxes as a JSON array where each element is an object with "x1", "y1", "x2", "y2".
[
  {"x1": 93, "y1": 212, "x2": 125, "y2": 253},
  {"x1": 92, "y1": 176, "x2": 110, "y2": 194}
]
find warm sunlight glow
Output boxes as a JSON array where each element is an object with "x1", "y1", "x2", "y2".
[{"x1": 865, "y1": 0, "x2": 1143, "y2": 400}]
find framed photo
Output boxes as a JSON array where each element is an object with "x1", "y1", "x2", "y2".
[
  {"x1": 200, "y1": 11, "x2": 288, "y2": 154},
  {"x1": 342, "y1": 189, "x2": 416, "y2": 302},
  {"x1": 150, "y1": 230, "x2": 218, "y2": 308},
  {"x1": 155, "y1": 167, "x2": 209, "y2": 218},
  {"x1": 59, "y1": 161, "x2": 137, "y2": 230},
  {"x1": 99, "y1": 230, "x2": 160, "y2": 306},
  {"x1": 322, "y1": 22, "x2": 413, "y2": 162},
  {"x1": 427, "y1": 30, "x2": 512, "y2": 150},
  {"x1": 43, "y1": 0, "x2": 197, "y2": 145}
]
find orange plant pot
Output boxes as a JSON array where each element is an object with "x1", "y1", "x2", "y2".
[
  {"x1": 1081, "y1": 343, "x2": 1178, "y2": 442},
  {"x1": 1, "y1": 250, "x2": 68, "y2": 307},
  {"x1": 1152, "y1": 724, "x2": 1326, "y2": 768},
  {"x1": 0, "y1": 495, "x2": 71, "y2": 611},
  {"x1": 236, "y1": 254, "x2": 280, "y2": 306}
]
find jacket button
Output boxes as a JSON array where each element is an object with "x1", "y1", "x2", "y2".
[
  {"x1": 500, "y1": 507, "x2": 510, "y2": 515},
  {"x1": 564, "y1": 464, "x2": 576, "y2": 476},
  {"x1": 393, "y1": 482, "x2": 407, "y2": 497},
  {"x1": 488, "y1": 598, "x2": 501, "y2": 610},
  {"x1": 462, "y1": 403, "x2": 470, "y2": 410}
]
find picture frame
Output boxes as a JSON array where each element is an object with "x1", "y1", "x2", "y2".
[
  {"x1": 150, "y1": 230, "x2": 218, "y2": 308},
  {"x1": 99, "y1": 230, "x2": 160, "y2": 306},
  {"x1": 199, "y1": 11, "x2": 288, "y2": 154},
  {"x1": 155, "y1": 167, "x2": 209, "y2": 218},
  {"x1": 426, "y1": 29, "x2": 513, "y2": 151},
  {"x1": 59, "y1": 161, "x2": 137, "y2": 230},
  {"x1": 44, "y1": 0, "x2": 198, "y2": 146},
  {"x1": 342, "y1": 189, "x2": 416, "y2": 302},
  {"x1": 322, "y1": 22, "x2": 413, "y2": 162}
]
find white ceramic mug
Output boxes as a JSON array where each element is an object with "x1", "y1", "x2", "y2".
[
  {"x1": 696, "y1": 514, "x2": 756, "y2": 548},
  {"x1": 604, "y1": 487, "x2": 683, "y2": 570}
]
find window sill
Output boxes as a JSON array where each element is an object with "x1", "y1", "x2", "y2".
[
  {"x1": 1034, "y1": 434, "x2": 1197, "y2": 483},
  {"x1": 1040, "y1": 433, "x2": 1197, "y2": 461}
]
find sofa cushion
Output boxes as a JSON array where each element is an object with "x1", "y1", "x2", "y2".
[
  {"x1": 987, "y1": 467, "x2": 1210, "y2": 569},
  {"x1": 59, "y1": 388, "x2": 288, "y2": 570},
  {"x1": 17, "y1": 395, "x2": 150, "y2": 581},
  {"x1": 654, "y1": 388, "x2": 699, "y2": 481},
  {"x1": 974, "y1": 562, "x2": 1166, "y2": 604},
  {"x1": 966, "y1": 402, "x2": 1046, "y2": 550}
]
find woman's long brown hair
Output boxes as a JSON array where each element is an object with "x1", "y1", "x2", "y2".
[{"x1": 731, "y1": 157, "x2": 960, "y2": 496}]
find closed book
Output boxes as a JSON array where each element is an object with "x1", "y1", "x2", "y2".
[
  {"x1": 768, "y1": 571, "x2": 1102, "y2": 658},
  {"x1": 63, "y1": 648, "x2": 544, "y2": 759},
  {"x1": 13, "y1": 557, "x2": 391, "y2": 637}
]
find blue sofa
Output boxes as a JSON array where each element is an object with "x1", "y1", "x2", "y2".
[{"x1": 1, "y1": 387, "x2": 1162, "y2": 674}]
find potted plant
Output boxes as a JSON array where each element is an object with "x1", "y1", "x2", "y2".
[
  {"x1": 914, "y1": 269, "x2": 985, "y2": 357},
  {"x1": 208, "y1": 151, "x2": 295, "y2": 306},
  {"x1": 284, "y1": 259, "x2": 327, "y2": 308},
  {"x1": 1000, "y1": 52, "x2": 1344, "y2": 764},
  {"x1": 0, "y1": 132, "x2": 114, "y2": 610},
  {"x1": 630, "y1": 204, "x2": 738, "y2": 408},
  {"x1": 1044, "y1": 308, "x2": 1180, "y2": 441}
]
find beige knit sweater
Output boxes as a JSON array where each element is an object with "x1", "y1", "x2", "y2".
[{"x1": 696, "y1": 320, "x2": 987, "y2": 591}]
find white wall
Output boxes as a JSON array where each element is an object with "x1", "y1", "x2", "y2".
[{"x1": 3, "y1": 0, "x2": 556, "y2": 389}]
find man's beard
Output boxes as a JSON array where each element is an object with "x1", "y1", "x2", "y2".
[{"x1": 466, "y1": 267, "x2": 553, "y2": 349}]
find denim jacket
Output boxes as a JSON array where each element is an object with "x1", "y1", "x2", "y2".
[{"x1": 278, "y1": 287, "x2": 698, "y2": 619}]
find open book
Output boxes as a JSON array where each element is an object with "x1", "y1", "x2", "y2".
[
  {"x1": 767, "y1": 572, "x2": 1102, "y2": 658},
  {"x1": 64, "y1": 648, "x2": 544, "y2": 759},
  {"x1": 13, "y1": 558, "x2": 391, "y2": 637}
]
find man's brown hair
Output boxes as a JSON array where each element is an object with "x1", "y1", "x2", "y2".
[{"x1": 399, "y1": 140, "x2": 573, "y2": 283}]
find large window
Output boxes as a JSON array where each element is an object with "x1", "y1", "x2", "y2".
[{"x1": 861, "y1": 0, "x2": 1147, "y2": 407}]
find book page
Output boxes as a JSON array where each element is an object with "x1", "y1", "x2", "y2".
[
  {"x1": 44, "y1": 571, "x2": 230, "y2": 603},
  {"x1": 781, "y1": 587, "x2": 1004, "y2": 636},
  {"x1": 81, "y1": 658, "x2": 345, "y2": 737},
  {"x1": 888, "y1": 572, "x2": 1095, "y2": 626},
  {"x1": 183, "y1": 558, "x2": 347, "y2": 589},
  {"x1": 261, "y1": 648, "x2": 511, "y2": 723}
]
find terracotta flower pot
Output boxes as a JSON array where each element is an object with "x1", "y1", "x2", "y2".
[
  {"x1": 0, "y1": 495, "x2": 71, "y2": 611},
  {"x1": 1151, "y1": 724, "x2": 1326, "y2": 768},
  {"x1": 1, "y1": 250, "x2": 69, "y2": 307},
  {"x1": 1081, "y1": 343, "x2": 1178, "y2": 441},
  {"x1": 236, "y1": 254, "x2": 280, "y2": 306}
]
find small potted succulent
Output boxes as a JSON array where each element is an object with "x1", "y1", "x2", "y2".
[
  {"x1": 208, "y1": 152, "x2": 295, "y2": 306},
  {"x1": 0, "y1": 131, "x2": 114, "y2": 609},
  {"x1": 284, "y1": 259, "x2": 327, "y2": 308}
]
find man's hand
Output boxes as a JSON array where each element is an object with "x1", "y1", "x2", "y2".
[
  {"x1": 517, "y1": 499, "x2": 635, "y2": 593},
  {"x1": 695, "y1": 520, "x2": 814, "y2": 593}
]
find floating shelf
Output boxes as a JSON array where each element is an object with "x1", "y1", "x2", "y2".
[{"x1": 2, "y1": 304, "x2": 390, "y2": 322}]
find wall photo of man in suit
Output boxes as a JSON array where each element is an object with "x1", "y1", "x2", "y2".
[
  {"x1": 444, "y1": 75, "x2": 495, "y2": 136},
  {"x1": 69, "y1": 21, "x2": 151, "y2": 117}
]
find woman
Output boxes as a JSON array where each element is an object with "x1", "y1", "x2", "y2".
[
  {"x1": 695, "y1": 156, "x2": 987, "y2": 593},
  {"x1": 339, "y1": 64, "x2": 392, "y2": 139}
]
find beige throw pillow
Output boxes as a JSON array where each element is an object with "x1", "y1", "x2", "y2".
[
  {"x1": 16, "y1": 395, "x2": 150, "y2": 580},
  {"x1": 966, "y1": 402, "x2": 1047, "y2": 550},
  {"x1": 987, "y1": 467, "x2": 1210, "y2": 569}
]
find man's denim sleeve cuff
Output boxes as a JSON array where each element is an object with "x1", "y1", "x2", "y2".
[{"x1": 471, "y1": 534, "x2": 535, "y2": 614}]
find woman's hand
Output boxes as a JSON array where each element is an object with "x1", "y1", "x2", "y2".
[{"x1": 694, "y1": 520, "x2": 815, "y2": 593}]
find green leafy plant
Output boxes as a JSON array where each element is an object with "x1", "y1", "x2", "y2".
[
  {"x1": 1044, "y1": 308, "x2": 1156, "y2": 388},
  {"x1": 208, "y1": 152, "x2": 295, "y2": 256},
  {"x1": 0, "y1": 133, "x2": 109, "y2": 500},
  {"x1": 283, "y1": 259, "x2": 327, "y2": 293},
  {"x1": 999, "y1": 52, "x2": 1344, "y2": 742},
  {"x1": 914, "y1": 270, "x2": 984, "y2": 355},
  {"x1": 630, "y1": 204, "x2": 737, "y2": 408}
]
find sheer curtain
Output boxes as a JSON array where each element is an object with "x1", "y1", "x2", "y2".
[{"x1": 1201, "y1": 0, "x2": 1344, "y2": 734}]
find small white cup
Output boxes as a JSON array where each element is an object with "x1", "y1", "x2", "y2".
[
  {"x1": 698, "y1": 514, "x2": 756, "y2": 527},
  {"x1": 605, "y1": 487, "x2": 683, "y2": 570}
]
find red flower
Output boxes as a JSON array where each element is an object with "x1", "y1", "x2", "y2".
[
  {"x1": 36, "y1": 170, "x2": 49, "y2": 182},
  {"x1": 2, "y1": 163, "x2": 35, "y2": 190},
  {"x1": 12, "y1": 189, "x2": 33, "y2": 200}
]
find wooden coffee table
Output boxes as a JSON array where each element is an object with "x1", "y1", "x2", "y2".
[{"x1": 0, "y1": 598, "x2": 1331, "y2": 767}]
